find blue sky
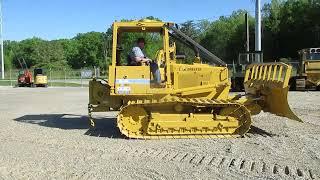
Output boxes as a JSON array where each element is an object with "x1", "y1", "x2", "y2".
[{"x1": 3, "y1": 0, "x2": 270, "y2": 41}]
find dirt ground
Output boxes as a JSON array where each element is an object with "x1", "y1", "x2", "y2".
[{"x1": 0, "y1": 87, "x2": 319, "y2": 180}]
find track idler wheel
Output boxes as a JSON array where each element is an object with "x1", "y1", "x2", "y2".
[
  {"x1": 117, "y1": 105, "x2": 149, "y2": 138},
  {"x1": 220, "y1": 106, "x2": 252, "y2": 136}
]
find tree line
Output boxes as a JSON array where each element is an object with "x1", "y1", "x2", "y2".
[{"x1": 4, "y1": 0, "x2": 320, "y2": 70}]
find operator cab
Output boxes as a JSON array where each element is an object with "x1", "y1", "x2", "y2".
[
  {"x1": 34, "y1": 68, "x2": 45, "y2": 76},
  {"x1": 110, "y1": 21, "x2": 170, "y2": 93},
  {"x1": 109, "y1": 20, "x2": 226, "y2": 95}
]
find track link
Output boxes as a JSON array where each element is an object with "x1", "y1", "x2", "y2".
[{"x1": 117, "y1": 96, "x2": 252, "y2": 139}]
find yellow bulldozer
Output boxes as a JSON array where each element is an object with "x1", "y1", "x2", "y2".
[
  {"x1": 88, "y1": 20, "x2": 302, "y2": 139},
  {"x1": 290, "y1": 48, "x2": 320, "y2": 90}
]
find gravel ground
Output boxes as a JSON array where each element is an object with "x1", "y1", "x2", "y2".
[{"x1": 0, "y1": 87, "x2": 319, "y2": 180}]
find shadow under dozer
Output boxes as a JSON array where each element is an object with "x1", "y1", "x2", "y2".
[{"x1": 14, "y1": 114, "x2": 124, "y2": 138}]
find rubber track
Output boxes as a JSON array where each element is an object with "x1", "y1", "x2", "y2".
[
  {"x1": 118, "y1": 146, "x2": 316, "y2": 179},
  {"x1": 117, "y1": 97, "x2": 252, "y2": 139}
]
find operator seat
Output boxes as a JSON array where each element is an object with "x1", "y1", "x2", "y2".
[{"x1": 127, "y1": 55, "x2": 140, "y2": 66}]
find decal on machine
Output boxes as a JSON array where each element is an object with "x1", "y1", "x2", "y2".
[
  {"x1": 117, "y1": 86, "x2": 131, "y2": 95},
  {"x1": 178, "y1": 67, "x2": 202, "y2": 71},
  {"x1": 116, "y1": 79, "x2": 150, "y2": 85}
]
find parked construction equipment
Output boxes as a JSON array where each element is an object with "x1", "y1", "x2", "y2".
[
  {"x1": 88, "y1": 20, "x2": 301, "y2": 139},
  {"x1": 290, "y1": 48, "x2": 320, "y2": 90},
  {"x1": 231, "y1": 51, "x2": 263, "y2": 91},
  {"x1": 33, "y1": 68, "x2": 48, "y2": 87},
  {"x1": 17, "y1": 59, "x2": 33, "y2": 87},
  {"x1": 16, "y1": 59, "x2": 48, "y2": 88}
]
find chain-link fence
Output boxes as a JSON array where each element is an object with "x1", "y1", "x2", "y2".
[{"x1": 0, "y1": 67, "x2": 107, "y2": 87}]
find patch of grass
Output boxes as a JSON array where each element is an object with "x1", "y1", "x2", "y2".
[
  {"x1": 0, "y1": 80, "x2": 14, "y2": 86},
  {"x1": 49, "y1": 82, "x2": 88, "y2": 87},
  {"x1": 0, "y1": 80, "x2": 88, "y2": 87}
]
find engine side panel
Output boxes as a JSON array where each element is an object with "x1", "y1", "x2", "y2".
[{"x1": 171, "y1": 63, "x2": 230, "y2": 99}]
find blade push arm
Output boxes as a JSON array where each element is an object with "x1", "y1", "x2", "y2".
[{"x1": 167, "y1": 24, "x2": 226, "y2": 66}]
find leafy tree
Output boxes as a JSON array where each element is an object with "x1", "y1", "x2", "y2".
[
  {"x1": 69, "y1": 32, "x2": 105, "y2": 68},
  {"x1": 3, "y1": 40, "x2": 19, "y2": 69},
  {"x1": 200, "y1": 10, "x2": 255, "y2": 64},
  {"x1": 174, "y1": 20, "x2": 201, "y2": 64},
  {"x1": 263, "y1": 0, "x2": 320, "y2": 60}
]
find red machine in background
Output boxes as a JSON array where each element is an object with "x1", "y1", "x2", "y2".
[{"x1": 17, "y1": 59, "x2": 33, "y2": 87}]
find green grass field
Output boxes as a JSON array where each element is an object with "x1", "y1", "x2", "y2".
[
  {"x1": 48, "y1": 82, "x2": 88, "y2": 87},
  {"x1": 0, "y1": 80, "x2": 14, "y2": 86}
]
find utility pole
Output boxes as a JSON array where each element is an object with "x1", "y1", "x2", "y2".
[
  {"x1": 0, "y1": 0, "x2": 4, "y2": 79},
  {"x1": 255, "y1": 0, "x2": 262, "y2": 63},
  {"x1": 245, "y1": 13, "x2": 250, "y2": 63}
]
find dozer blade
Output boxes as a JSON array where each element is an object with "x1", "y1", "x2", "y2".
[{"x1": 244, "y1": 62, "x2": 302, "y2": 122}]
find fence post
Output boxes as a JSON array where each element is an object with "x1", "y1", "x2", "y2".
[
  {"x1": 9, "y1": 69, "x2": 12, "y2": 87},
  {"x1": 49, "y1": 69, "x2": 52, "y2": 87},
  {"x1": 80, "y1": 68, "x2": 83, "y2": 88},
  {"x1": 64, "y1": 68, "x2": 66, "y2": 87}
]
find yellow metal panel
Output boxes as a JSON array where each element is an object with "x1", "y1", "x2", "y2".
[
  {"x1": 262, "y1": 66, "x2": 267, "y2": 80},
  {"x1": 267, "y1": 65, "x2": 272, "y2": 80},
  {"x1": 254, "y1": 66, "x2": 259, "y2": 79},
  {"x1": 278, "y1": 66, "x2": 283, "y2": 81},
  {"x1": 272, "y1": 65, "x2": 277, "y2": 80},
  {"x1": 164, "y1": 28, "x2": 172, "y2": 87},
  {"x1": 35, "y1": 75, "x2": 47, "y2": 85},
  {"x1": 304, "y1": 61, "x2": 320, "y2": 86},
  {"x1": 108, "y1": 66, "x2": 116, "y2": 94},
  {"x1": 115, "y1": 66, "x2": 150, "y2": 94},
  {"x1": 258, "y1": 66, "x2": 262, "y2": 79},
  {"x1": 111, "y1": 25, "x2": 118, "y2": 66}
]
